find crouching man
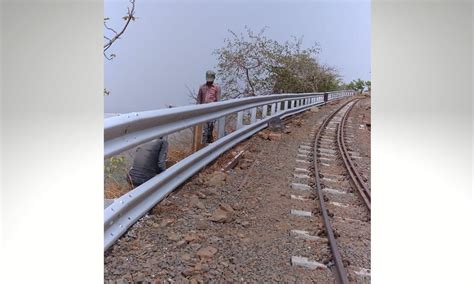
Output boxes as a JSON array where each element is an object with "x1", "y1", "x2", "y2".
[{"x1": 128, "y1": 137, "x2": 168, "y2": 187}]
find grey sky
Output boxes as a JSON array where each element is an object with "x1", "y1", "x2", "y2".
[{"x1": 104, "y1": 0, "x2": 370, "y2": 113}]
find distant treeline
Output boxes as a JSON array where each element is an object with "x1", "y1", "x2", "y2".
[{"x1": 213, "y1": 27, "x2": 370, "y2": 100}]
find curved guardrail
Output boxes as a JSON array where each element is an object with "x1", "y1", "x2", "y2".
[{"x1": 104, "y1": 90, "x2": 355, "y2": 251}]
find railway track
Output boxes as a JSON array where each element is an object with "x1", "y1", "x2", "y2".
[
  {"x1": 313, "y1": 98, "x2": 371, "y2": 283},
  {"x1": 104, "y1": 95, "x2": 371, "y2": 282}
]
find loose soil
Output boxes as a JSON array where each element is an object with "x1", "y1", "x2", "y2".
[{"x1": 104, "y1": 98, "x2": 368, "y2": 283}]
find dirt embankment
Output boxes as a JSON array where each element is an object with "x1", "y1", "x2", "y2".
[{"x1": 104, "y1": 100, "x2": 351, "y2": 283}]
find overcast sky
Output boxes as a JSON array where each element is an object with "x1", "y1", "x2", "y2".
[{"x1": 104, "y1": 0, "x2": 371, "y2": 113}]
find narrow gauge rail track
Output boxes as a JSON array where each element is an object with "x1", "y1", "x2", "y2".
[
  {"x1": 313, "y1": 98, "x2": 371, "y2": 283},
  {"x1": 338, "y1": 100, "x2": 371, "y2": 210},
  {"x1": 104, "y1": 91, "x2": 355, "y2": 251}
]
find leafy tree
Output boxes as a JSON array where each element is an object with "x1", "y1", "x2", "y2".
[
  {"x1": 365, "y1": 80, "x2": 371, "y2": 92},
  {"x1": 214, "y1": 27, "x2": 341, "y2": 99},
  {"x1": 354, "y1": 79, "x2": 366, "y2": 92},
  {"x1": 213, "y1": 26, "x2": 280, "y2": 99},
  {"x1": 346, "y1": 78, "x2": 367, "y2": 93}
]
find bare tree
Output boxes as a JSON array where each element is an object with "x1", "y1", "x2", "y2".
[
  {"x1": 103, "y1": 0, "x2": 137, "y2": 96},
  {"x1": 185, "y1": 84, "x2": 198, "y2": 104},
  {"x1": 214, "y1": 26, "x2": 279, "y2": 99},
  {"x1": 214, "y1": 27, "x2": 338, "y2": 99},
  {"x1": 103, "y1": 0, "x2": 137, "y2": 60}
]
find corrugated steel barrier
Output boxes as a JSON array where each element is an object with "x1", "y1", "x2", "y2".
[{"x1": 104, "y1": 90, "x2": 355, "y2": 251}]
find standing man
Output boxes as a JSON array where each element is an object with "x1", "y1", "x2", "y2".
[
  {"x1": 197, "y1": 70, "x2": 221, "y2": 143},
  {"x1": 128, "y1": 137, "x2": 168, "y2": 187}
]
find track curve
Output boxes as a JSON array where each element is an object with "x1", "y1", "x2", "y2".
[{"x1": 313, "y1": 98, "x2": 371, "y2": 283}]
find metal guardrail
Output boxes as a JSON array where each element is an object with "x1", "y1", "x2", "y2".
[{"x1": 104, "y1": 90, "x2": 355, "y2": 251}]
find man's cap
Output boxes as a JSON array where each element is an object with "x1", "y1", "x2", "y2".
[{"x1": 206, "y1": 70, "x2": 216, "y2": 82}]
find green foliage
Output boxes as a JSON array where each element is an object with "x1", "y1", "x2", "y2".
[
  {"x1": 214, "y1": 27, "x2": 343, "y2": 98},
  {"x1": 346, "y1": 78, "x2": 368, "y2": 93},
  {"x1": 271, "y1": 52, "x2": 342, "y2": 93},
  {"x1": 213, "y1": 26, "x2": 279, "y2": 98},
  {"x1": 105, "y1": 155, "x2": 127, "y2": 180}
]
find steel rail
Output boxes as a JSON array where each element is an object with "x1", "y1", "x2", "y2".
[
  {"x1": 104, "y1": 96, "x2": 350, "y2": 251},
  {"x1": 343, "y1": 99, "x2": 371, "y2": 195},
  {"x1": 104, "y1": 91, "x2": 350, "y2": 159},
  {"x1": 313, "y1": 99, "x2": 356, "y2": 284},
  {"x1": 337, "y1": 99, "x2": 371, "y2": 210}
]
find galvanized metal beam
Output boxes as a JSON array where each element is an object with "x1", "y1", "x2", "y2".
[{"x1": 103, "y1": 90, "x2": 355, "y2": 250}]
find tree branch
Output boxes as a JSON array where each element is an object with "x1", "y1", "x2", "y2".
[
  {"x1": 185, "y1": 84, "x2": 198, "y2": 103},
  {"x1": 104, "y1": 21, "x2": 118, "y2": 35},
  {"x1": 103, "y1": 0, "x2": 136, "y2": 53},
  {"x1": 245, "y1": 68, "x2": 255, "y2": 96}
]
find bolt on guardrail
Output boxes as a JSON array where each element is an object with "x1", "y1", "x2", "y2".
[{"x1": 103, "y1": 90, "x2": 355, "y2": 250}]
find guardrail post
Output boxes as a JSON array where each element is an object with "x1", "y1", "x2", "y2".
[
  {"x1": 193, "y1": 124, "x2": 204, "y2": 152},
  {"x1": 262, "y1": 105, "x2": 268, "y2": 119},
  {"x1": 283, "y1": 101, "x2": 287, "y2": 111},
  {"x1": 250, "y1": 107, "x2": 257, "y2": 123},
  {"x1": 324, "y1": 92, "x2": 328, "y2": 104},
  {"x1": 271, "y1": 103, "x2": 276, "y2": 115},
  {"x1": 236, "y1": 111, "x2": 243, "y2": 129},
  {"x1": 217, "y1": 116, "x2": 226, "y2": 139}
]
